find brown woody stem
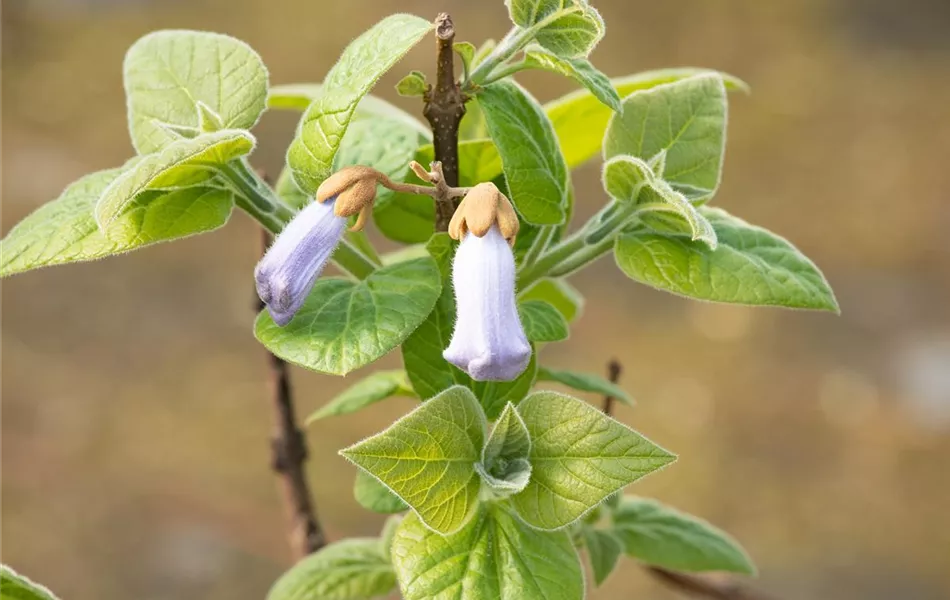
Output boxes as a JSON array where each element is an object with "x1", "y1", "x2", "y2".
[{"x1": 423, "y1": 13, "x2": 466, "y2": 231}]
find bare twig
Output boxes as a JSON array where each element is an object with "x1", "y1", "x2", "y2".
[
  {"x1": 602, "y1": 359, "x2": 622, "y2": 416},
  {"x1": 646, "y1": 567, "x2": 777, "y2": 600},
  {"x1": 423, "y1": 13, "x2": 466, "y2": 230},
  {"x1": 255, "y1": 177, "x2": 326, "y2": 560},
  {"x1": 601, "y1": 359, "x2": 776, "y2": 600}
]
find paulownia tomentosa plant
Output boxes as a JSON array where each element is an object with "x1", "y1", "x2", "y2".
[{"x1": 0, "y1": 1, "x2": 839, "y2": 598}]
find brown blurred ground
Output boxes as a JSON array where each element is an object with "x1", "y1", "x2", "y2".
[{"x1": 2, "y1": 0, "x2": 949, "y2": 598}]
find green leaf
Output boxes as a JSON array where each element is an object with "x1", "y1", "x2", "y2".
[
  {"x1": 335, "y1": 119, "x2": 430, "y2": 244},
  {"x1": 340, "y1": 386, "x2": 486, "y2": 534},
  {"x1": 354, "y1": 470, "x2": 409, "y2": 514},
  {"x1": 454, "y1": 41, "x2": 476, "y2": 78},
  {"x1": 536, "y1": 366, "x2": 633, "y2": 405},
  {"x1": 524, "y1": 46, "x2": 621, "y2": 112},
  {"x1": 306, "y1": 370, "x2": 415, "y2": 423},
  {"x1": 255, "y1": 257, "x2": 441, "y2": 376},
  {"x1": 395, "y1": 70, "x2": 428, "y2": 97},
  {"x1": 581, "y1": 528, "x2": 624, "y2": 586},
  {"x1": 1, "y1": 168, "x2": 233, "y2": 277},
  {"x1": 380, "y1": 515, "x2": 402, "y2": 559},
  {"x1": 275, "y1": 166, "x2": 310, "y2": 210},
  {"x1": 124, "y1": 30, "x2": 268, "y2": 154},
  {"x1": 477, "y1": 80, "x2": 568, "y2": 225},
  {"x1": 604, "y1": 74, "x2": 727, "y2": 204},
  {"x1": 391, "y1": 504, "x2": 584, "y2": 600},
  {"x1": 602, "y1": 155, "x2": 717, "y2": 247},
  {"x1": 507, "y1": 0, "x2": 605, "y2": 58},
  {"x1": 614, "y1": 207, "x2": 839, "y2": 311},
  {"x1": 286, "y1": 14, "x2": 433, "y2": 194},
  {"x1": 511, "y1": 391, "x2": 676, "y2": 530},
  {"x1": 518, "y1": 300, "x2": 569, "y2": 342},
  {"x1": 518, "y1": 278, "x2": 584, "y2": 323},
  {"x1": 476, "y1": 403, "x2": 533, "y2": 495},
  {"x1": 612, "y1": 497, "x2": 756, "y2": 574},
  {"x1": 95, "y1": 130, "x2": 253, "y2": 228},
  {"x1": 268, "y1": 84, "x2": 430, "y2": 135},
  {"x1": 266, "y1": 538, "x2": 396, "y2": 600},
  {"x1": 1, "y1": 565, "x2": 59, "y2": 600},
  {"x1": 545, "y1": 68, "x2": 748, "y2": 169},
  {"x1": 196, "y1": 101, "x2": 225, "y2": 133}
]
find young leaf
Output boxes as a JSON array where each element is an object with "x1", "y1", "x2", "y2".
[
  {"x1": 518, "y1": 278, "x2": 584, "y2": 322},
  {"x1": 518, "y1": 300, "x2": 570, "y2": 342},
  {"x1": 612, "y1": 496, "x2": 756, "y2": 574},
  {"x1": 391, "y1": 505, "x2": 584, "y2": 600},
  {"x1": 507, "y1": 0, "x2": 605, "y2": 58},
  {"x1": 95, "y1": 130, "x2": 253, "y2": 228},
  {"x1": 602, "y1": 156, "x2": 717, "y2": 248},
  {"x1": 354, "y1": 470, "x2": 409, "y2": 514},
  {"x1": 524, "y1": 45, "x2": 621, "y2": 112},
  {"x1": 477, "y1": 80, "x2": 569, "y2": 225},
  {"x1": 582, "y1": 528, "x2": 624, "y2": 586},
  {"x1": 453, "y1": 41, "x2": 476, "y2": 78},
  {"x1": 511, "y1": 391, "x2": 676, "y2": 530},
  {"x1": 395, "y1": 71, "x2": 428, "y2": 97},
  {"x1": 307, "y1": 370, "x2": 415, "y2": 423},
  {"x1": 1, "y1": 168, "x2": 233, "y2": 277},
  {"x1": 545, "y1": 68, "x2": 748, "y2": 168},
  {"x1": 266, "y1": 538, "x2": 396, "y2": 600},
  {"x1": 196, "y1": 101, "x2": 225, "y2": 133},
  {"x1": 604, "y1": 74, "x2": 727, "y2": 204},
  {"x1": 476, "y1": 403, "x2": 533, "y2": 496},
  {"x1": 255, "y1": 257, "x2": 441, "y2": 376},
  {"x1": 268, "y1": 84, "x2": 430, "y2": 136},
  {"x1": 536, "y1": 366, "x2": 633, "y2": 405},
  {"x1": 341, "y1": 386, "x2": 486, "y2": 534},
  {"x1": 614, "y1": 207, "x2": 839, "y2": 312},
  {"x1": 1, "y1": 565, "x2": 60, "y2": 600},
  {"x1": 124, "y1": 30, "x2": 268, "y2": 154},
  {"x1": 286, "y1": 14, "x2": 433, "y2": 194}
]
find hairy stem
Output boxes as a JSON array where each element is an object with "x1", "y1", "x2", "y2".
[
  {"x1": 423, "y1": 13, "x2": 466, "y2": 230},
  {"x1": 256, "y1": 225, "x2": 326, "y2": 560}
]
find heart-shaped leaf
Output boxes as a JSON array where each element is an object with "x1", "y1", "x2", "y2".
[{"x1": 518, "y1": 300, "x2": 570, "y2": 342}]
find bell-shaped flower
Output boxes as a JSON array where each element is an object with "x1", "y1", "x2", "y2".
[
  {"x1": 255, "y1": 167, "x2": 379, "y2": 326},
  {"x1": 443, "y1": 183, "x2": 531, "y2": 381}
]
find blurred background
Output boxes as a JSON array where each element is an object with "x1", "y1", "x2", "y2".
[{"x1": 3, "y1": 0, "x2": 950, "y2": 598}]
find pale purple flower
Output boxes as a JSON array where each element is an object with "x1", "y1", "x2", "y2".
[
  {"x1": 255, "y1": 198, "x2": 346, "y2": 326},
  {"x1": 443, "y1": 224, "x2": 531, "y2": 381}
]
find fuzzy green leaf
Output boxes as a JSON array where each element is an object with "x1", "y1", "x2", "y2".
[
  {"x1": 545, "y1": 68, "x2": 748, "y2": 168},
  {"x1": 266, "y1": 538, "x2": 396, "y2": 600},
  {"x1": 603, "y1": 155, "x2": 717, "y2": 247},
  {"x1": 255, "y1": 257, "x2": 441, "y2": 376},
  {"x1": 477, "y1": 80, "x2": 569, "y2": 225},
  {"x1": 395, "y1": 71, "x2": 428, "y2": 97},
  {"x1": 604, "y1": 74, "x2": 727, "y2": 204},
  {"x1": 614, "y1": 207, "x2": 839, "y2": 311},
  {"x1": 354, "y1": 470, "x2": 409, "y2": 514},
  {"x1": 582, "y1": 528, "x2": 624, "y2": 586},
  {"x1": 307, "y1": 370, "x2": 415, "y2": 423},
  {"x1": 124, "y1": 30, "x2": 268, "y2": 154},
  {"x1": 341, "y1": 386, "x2": 486, "y2": 534},
  {"x1": 518, "y1": 300, "x2": 570, "y2": 342},
  {"x1": 391, "y1": 505, "x2": 584, "y2": 600},
  {"x1": 1, "y1": 565, "x2": 59, "y2": 600},
  {"x1": 1, "y1": 168, "x2": 233, "y2": 277},
  {"x1": 286, "y1": 14, "x2": 433, "y2": 194},
  {"x1": 612, "y1": 497, "x2": 756, "y2": 574},
  {"x1": 536, "y1": 366, "x2": 633, "y2": 405},
  {"x1": 476, "y1": 403, "x2": 533, "y2": 496},
  {"x1": 268, "y1": 84, "x2": 430, "y2": 135},
  {"x1": 454, "y1": 41, "x2": 476, "y2": 78},
  {"x1": 511, "y1": 391, "x2": 676, "y2": 530},
  {"x1": 95, "y1": 130, "x2": 252, "y2": 228},
  {"x1": 518, "y1": 278, "x2": 584, "y2": 322},
  {"x1": 507, "y1": 0, "x2": 605, "y2": 58},
  {"x1": 524, "y1": 46, "x2": 621, "y2": 112}
]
